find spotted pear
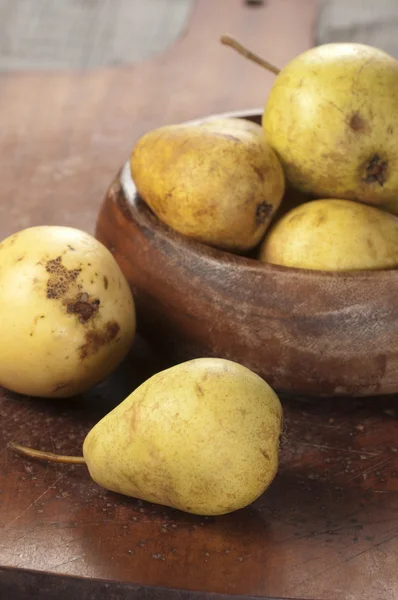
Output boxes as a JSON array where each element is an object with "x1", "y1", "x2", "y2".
[
  {"x1": 221, "y1": 36, "x2": 398, "y2": 207},
  {"x1": 130, "y1": 120, "x2": 285, "y2": 253}
]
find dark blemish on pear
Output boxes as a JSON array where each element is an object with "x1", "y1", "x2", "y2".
[
  {"x1": 33, "y1": 314, "x2": 45, "y2": 325},
  {"x1": 195, "y1": 383, "x2": 204, "y2": 396},
  {"x1": 163, "y1": 186, "x2": 176, "y2": 202},
  {"x1": 67, "y1": 294, "x2": 100, "y2": 323},
  {"x1": 251, "y1": 164, "x2": 264, "y2": 182},
  {"x1": 366, "y1": 238, "x2": 377, "y2": 258},
  {"x1": 45, "y1": 256, "x2": 81, "y2": 299},
  {"x1": 103, "y1": 276, "x2": 109, "y2": 290},
  {"x1": 349, "y1": 113, "x2": 367, "y2": 132},
  {"x1": 315, "y1": 212, "x2": 327, "y2": 227},
  {"x1": 79, "y1": 321, "x2": 120, "y2": 359},
  {"x1": 255, "y1": 202, "x2": 273, "y2": 225},
  {"x1": 53, "y1": 381, "x2": 74, "y2": 393},
  {"x1": 363, "y1": 154, "x2": 388, "y2": 186}
]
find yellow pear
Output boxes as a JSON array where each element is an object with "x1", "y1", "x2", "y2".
[
  {"x1": 10, "y1": 358, "x2": 283, "y2": 516},
  {"x1": 83, "y1": 358, "x2": 282, "y2": 515},
  {"x1": 259, "y1": 199, "x2": 398, "y2": 271},
  {"x1": 262, "y1": 43, "x2": 398, "y2": 206},
  {"x1": 130, "y1": 120, "x2": 285, "y2": 253}
]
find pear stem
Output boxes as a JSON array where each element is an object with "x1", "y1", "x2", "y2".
[
  {"x1": 220, "y1": 34, "x2": 280, "y2": 75},
  {"x1": 8, "y1": 442, "x2": 86, "y2": 465}
]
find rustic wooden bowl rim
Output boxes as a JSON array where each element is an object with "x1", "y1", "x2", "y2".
[{"x1": 121, "y1": 109, "x2": 398, "y2": 283}]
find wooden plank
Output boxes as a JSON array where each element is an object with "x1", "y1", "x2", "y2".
[
  {"x1": 9, "y1": 2, "x2": 393, "y2": 600},
  {"x1": 0, "y1": 0, "x2": 195, "y2": 69},
  {"x1": 317, "y1": 0, "x2": 398, "y2": 57}
]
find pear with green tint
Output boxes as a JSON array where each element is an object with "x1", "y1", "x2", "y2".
[{"x1": 83, "y1": 358, "x2": 283, "y2": 515}]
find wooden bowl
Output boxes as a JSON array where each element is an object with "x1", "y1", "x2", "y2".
[{"x1": 95, "y1": 110, "x2": 398, "y2": 398}]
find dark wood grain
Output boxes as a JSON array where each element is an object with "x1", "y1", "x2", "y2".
[
  {"x1": 2, "y1": 361, "x2": 398, "y2": 600},
  {"x1": 6, "y1": 1, "x2": 397, "y2": 600},
  {"x1": 0, "y1": 566, "x2": 288, "y2": 600},
  {"x1": 96, "y1": 146, "x2": 398, "y2": 398}
]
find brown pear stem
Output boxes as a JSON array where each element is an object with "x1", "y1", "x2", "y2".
[
  {"x1": 220, "y1": 34, "x2": 280, "y2": 75},
  {"x1": 8, "y1": 442, "x2": 86, "y2": 465}
]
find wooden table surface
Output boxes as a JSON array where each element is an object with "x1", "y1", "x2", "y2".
[{"x1": 1, "y1": 2, "x2": 398, "y2": 599}]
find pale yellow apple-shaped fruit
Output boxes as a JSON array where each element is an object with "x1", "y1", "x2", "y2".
[{"x1": 0, "y1": 226, "x2": 135, "y2": 397}]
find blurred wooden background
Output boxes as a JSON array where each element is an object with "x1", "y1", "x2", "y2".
[{"x1": 0, "y1": 0, "x2": 396, "y2": 72}]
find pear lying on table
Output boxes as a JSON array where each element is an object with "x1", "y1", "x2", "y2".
[
  {"x1": 259, "y1": 198, "x2": 398, "y2": 271},
  {"x1": 10, "y1": 358, "x2": 283, "y2": 516},
  {"x1": 130, "y1": 118, "x2": 285, "y2": 253}
]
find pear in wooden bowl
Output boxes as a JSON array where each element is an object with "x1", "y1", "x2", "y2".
[{"x1": 95, "y1": 111, "x2": 398, "y2": 397}]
